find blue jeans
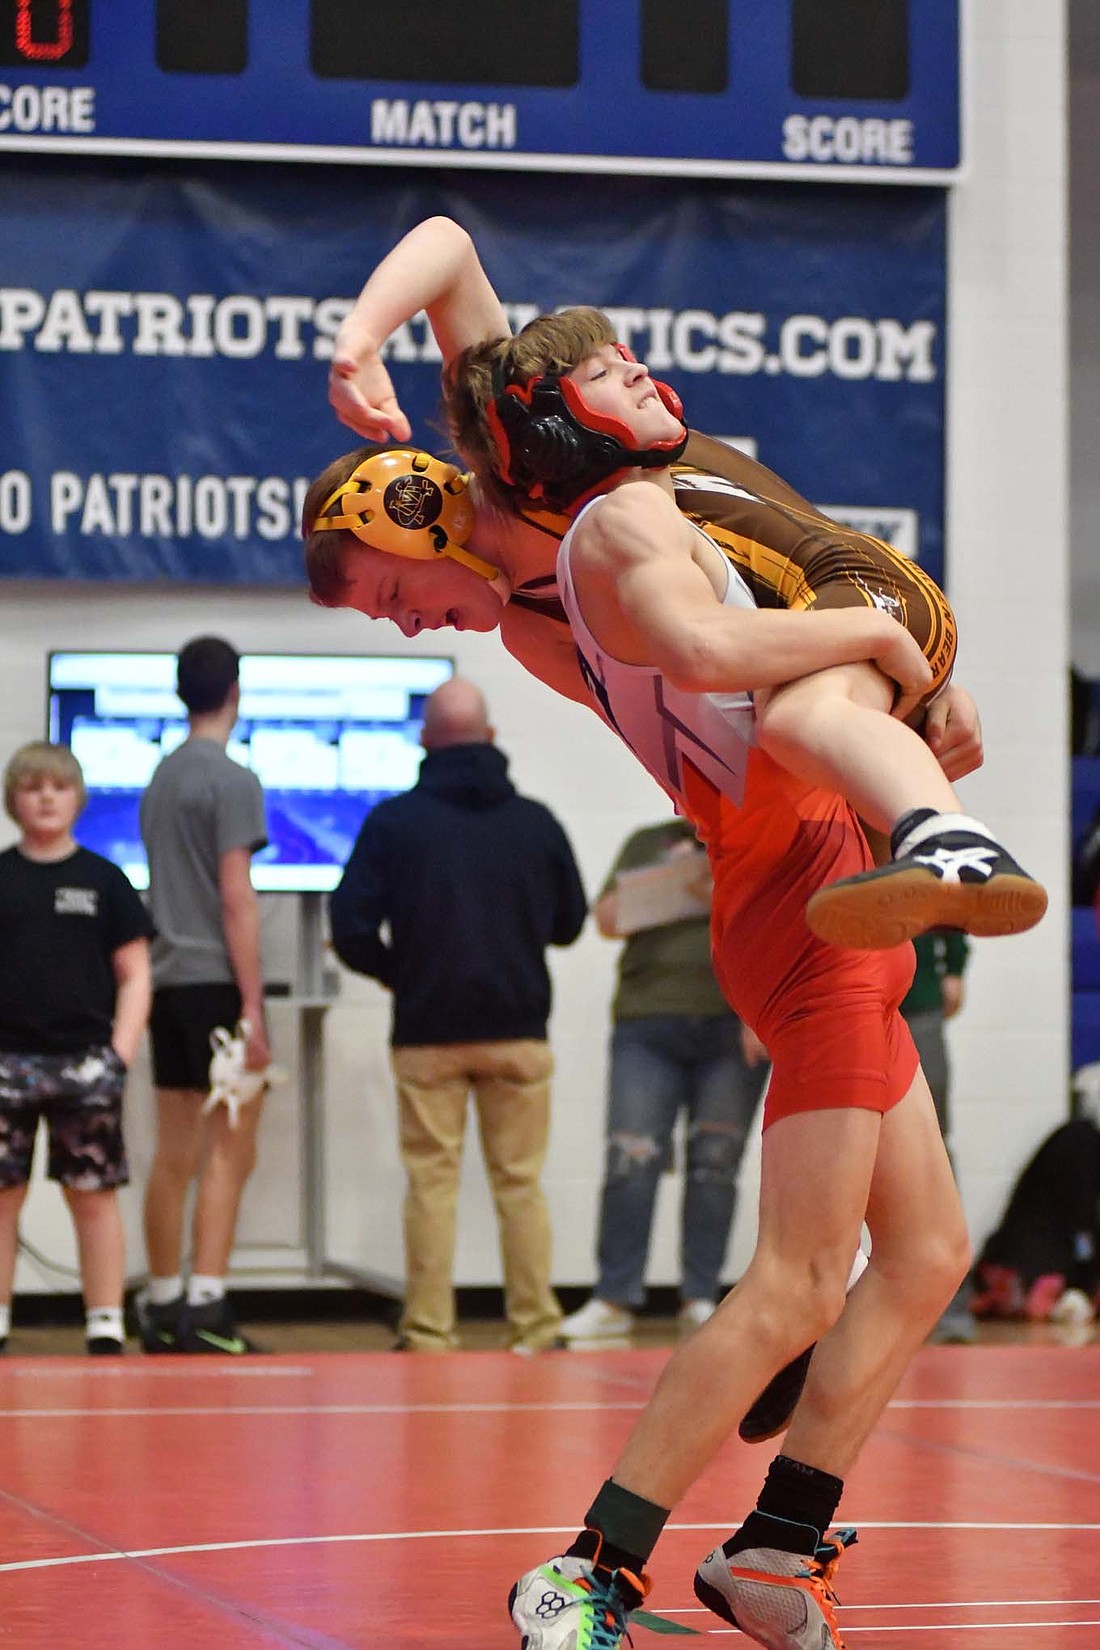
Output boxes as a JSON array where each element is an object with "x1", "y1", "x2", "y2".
[{"x1": 595, "y1": 1015, "x2": 764, "y2": 1307}]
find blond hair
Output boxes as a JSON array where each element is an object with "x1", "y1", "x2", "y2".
[
  {"x1": 4, "y1": 741, "x2": 86, "y2": 821},
  {"x1": 442, "y1": 306, "x2": 617, "y2": 513}
]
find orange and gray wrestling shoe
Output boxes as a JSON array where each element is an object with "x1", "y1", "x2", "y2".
[
  {"x1": 694, "y1": 1526, "x2": 857, "y2": 1649},
  {"x1": 806, "y1": 808, "x2": 1047, "y2": 951}
]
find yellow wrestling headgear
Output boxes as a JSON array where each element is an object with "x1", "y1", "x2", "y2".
[{"x1": 313, "y1": 449, "x2": 499, "y2": 582}]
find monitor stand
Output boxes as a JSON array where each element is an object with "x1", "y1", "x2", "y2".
[
  {"x1": 291, "y1": 893, "x2": 402, "y2": 1298},
  {"x1": 296, "y1": 890, "x2": 329, "y2": 1277}
]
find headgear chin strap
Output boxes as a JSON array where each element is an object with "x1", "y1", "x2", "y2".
[
  {"x1": 486, "y1": 345, "x2": 688, "y2": 512},
  {"x1": 312, "y1": 449, "x2": 500, "y2": 582}
]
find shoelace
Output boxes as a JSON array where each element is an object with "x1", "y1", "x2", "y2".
[
  {"x1": 573, "y1": 1567, "x2": 649, "y2": 1649},
  {"x1": 798, "y1": 1529, "x2": 858, "y2": 1649}
]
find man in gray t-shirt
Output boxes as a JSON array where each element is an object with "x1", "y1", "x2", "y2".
[
  {"x1": 137, "y1": 636, "x2": 270, "y2": 1356},
  {"x1": 143, "y1": 738, "x2": 267, "y2": 989}
]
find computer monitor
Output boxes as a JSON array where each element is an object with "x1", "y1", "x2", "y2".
[{"x1": 47, "y1": 651, "x2": 454, "y2": 892}]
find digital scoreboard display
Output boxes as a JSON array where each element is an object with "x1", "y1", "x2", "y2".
[
  {"x1": 0, "y1": 0, "x2": 960, "y2": 178},
  {"x1": 48, "y1": 650, "x2": 455, "y2": 893}
]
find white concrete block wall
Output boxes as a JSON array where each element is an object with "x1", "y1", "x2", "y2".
[
  {"x1": 1070, "y1": 14, "x2": 1100, "y2": 674},
  {"x1": 4, "y1": 3, "x2": 1074, "y2": 1299},
  {"x1": 942, "y1": 0, "x2": 1069, "y2": 1250}
]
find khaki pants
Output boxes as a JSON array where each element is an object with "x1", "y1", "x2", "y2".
[{"x1": 391, "y1": 1039, "x2": 562, "y2": 1351}]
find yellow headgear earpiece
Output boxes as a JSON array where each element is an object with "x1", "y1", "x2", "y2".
[{"x1": 313, "y1": 448, "x2": 499, "y2": 582}]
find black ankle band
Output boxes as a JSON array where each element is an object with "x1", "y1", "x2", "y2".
[
  {"x1": 723, "y1": 1450, "x2": 845, "y2": 1560},
  {"x1": 723, "y1": 1509, "x2": 820, "y2": 1559},
  {"x1": 581, "y1": 1478, "x2": 669, "y2": 1569},
  {"x1": 756, "y1": 1453, "x2": 844, "y2": 1539}
]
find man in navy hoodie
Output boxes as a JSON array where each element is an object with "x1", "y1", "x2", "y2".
[{"x1": 330, "y1": 676, "x2": 587, "y2": 1351}]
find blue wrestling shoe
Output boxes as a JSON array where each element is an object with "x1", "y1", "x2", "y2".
[
  {"x1": 740, "y1": 1251, "x2": 868, "y2": 1442},
  {"x1": 739, "y1": 1346, "x2": 814, "y2": 1444},
  {"x1": 510, "y1": 1537, "x2": 650, "y2": 1649}
]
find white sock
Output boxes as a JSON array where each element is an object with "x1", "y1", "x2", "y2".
[
  {"x1": 893, "y1": 812, "x2": 995, "y2": 859},
  {"x1": 0, "y1": 1304, "x2": 10, "y2": 1340},
  {"x1": 188, "y1": 1274, "x2": 226, "y2": 1307},
  {"x1": 147, "y1": 1274, "x2": 183, "y2": 1306},
  {"x1": 86, "y1": 1306, "x2": 124, "y2": 1342}
]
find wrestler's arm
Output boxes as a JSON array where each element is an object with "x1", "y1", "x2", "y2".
[
  {"x1": 330, "y1": 217, "x2": 509, "y2": 441},
  {"x1": 500, "y1": 607, "x2": 597, "y2": 710},
  {"x1": 574, "y1": 484, "x2": 934, "y2": 710}
]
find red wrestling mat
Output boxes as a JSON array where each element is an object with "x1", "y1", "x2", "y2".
[{"x1": 0, "y1": 1344, "x2": 1097, "y2": 1649}]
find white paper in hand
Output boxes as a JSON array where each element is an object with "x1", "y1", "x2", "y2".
[
  {"x1": 204, "y1": 1019, "x2": 285, "y2": 1129},
  {"x1": 613, "y1": 850, "x2": 711, "y2": 935}
]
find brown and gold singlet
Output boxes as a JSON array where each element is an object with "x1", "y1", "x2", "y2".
[{"x1": 510, "y1": 428, "x2": 957, "y2": 699}]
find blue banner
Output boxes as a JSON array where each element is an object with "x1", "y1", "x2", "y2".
[{"x1": 0, "y1": 157, "x2": 945, "y2": 587}]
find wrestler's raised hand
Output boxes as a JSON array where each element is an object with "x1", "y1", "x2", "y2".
[
  {"x1": 923, "y1": 681, "x2": 984, "y2": 781},
  {"x1": 328, "y1": 343, "x2": 412, "y2": 444}
]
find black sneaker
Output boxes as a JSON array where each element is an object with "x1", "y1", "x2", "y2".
[
  {"x1": 738, "y1": 1345, "x2": 814, "y2": 1444},
  {"x1": 176, "y1": 1297, "x2": 260, "y2": 1355},
  {"x1": 86, "y1": 1335, "x2": 125, "y2": 1355},
  {"x1": 137, "y1": 1294, "x2": 185, "y2": 1354},
  {"x1": 806, "y1": 811, "x2": 1048, "y2": 950}
]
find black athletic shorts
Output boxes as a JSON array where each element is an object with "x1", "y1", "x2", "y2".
[{"x1": 150, "y1": 982, "x2": 243, "y2": 1091}]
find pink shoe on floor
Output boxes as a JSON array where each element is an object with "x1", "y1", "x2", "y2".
[
  {"x1": 1025, "y1": 1274, "x2": 1066, "y2": 1321},
  {"x1": 971, "y1": 1264, "x2": 1025, "y2": 1319}
]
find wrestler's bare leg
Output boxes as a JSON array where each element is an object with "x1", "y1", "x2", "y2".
[
  {"x1": 684, "y1": 1069, "x2": 969, "y2": 1647},
  {"x1": 759, "y1": 664, "x2": 1047, "y2": 948},
  {"x1": 755, "y1": 660, "x2": 956, "y2": 836},
  {"x1": 781, "y1": 1065, "x2": 971, "y2": 1476},
  {"x1": 608, "y1": 1105, "x2": 875, "y2": 1508},
  {"x1": 603, "y1": 1067, "x2": 965, "y2": 1508}
]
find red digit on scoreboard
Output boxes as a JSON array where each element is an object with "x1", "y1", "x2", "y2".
[
  {"x1": 1, "y1": 0, "x2": 87, "y2": 67},
  {"x1": 15, "y1": 0, "x2": 72, "y2": 61}
]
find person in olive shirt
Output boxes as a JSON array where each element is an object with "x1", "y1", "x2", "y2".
[
  {"x1": 561, "y1": 817, "x2": 767, "y2": 1343},
  {"x1": 901, "y1": 929, "x2": 974, "y2": 1341}
]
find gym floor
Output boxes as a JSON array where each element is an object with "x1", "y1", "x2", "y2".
[{"x1": 0, "y1": 1333, "x2": 1097, "y2": 1649}]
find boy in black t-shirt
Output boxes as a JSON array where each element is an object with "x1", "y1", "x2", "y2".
[{"x1": 0, "y1": 743, "x2": 152, "y2": 1354}]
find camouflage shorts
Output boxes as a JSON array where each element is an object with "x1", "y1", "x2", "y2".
[{"x1": 0, "y1": 1047, "x2": 129, "y2": 1191}]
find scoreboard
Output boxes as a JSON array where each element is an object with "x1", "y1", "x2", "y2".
[{"x1": 0, "y1": 0, "x2": 961, "y2": 179}]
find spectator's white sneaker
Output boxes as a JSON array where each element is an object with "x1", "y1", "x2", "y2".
[
  {"x1": 678, "y1": 1299, "x2": 716, "y2": 1334},
  {"x1": 1050, "y1": 1287, "x2": 1096, "y2": 1325},
  {"x1": 559, "y1": 1298, "x2": 634, "y2": 1342}
]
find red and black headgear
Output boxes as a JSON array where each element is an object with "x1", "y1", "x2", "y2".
[{"x1": 485, "y1": 345, "x2": 688, "y2": 513}]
